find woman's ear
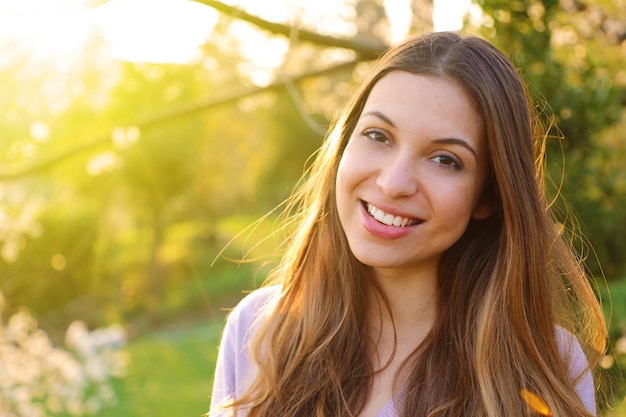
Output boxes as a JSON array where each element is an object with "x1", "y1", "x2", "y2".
[{"x1": 472, "y1": 199, "x2": 494, "y2": 220}]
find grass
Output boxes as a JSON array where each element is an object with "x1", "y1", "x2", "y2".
[{"x1": 97, "y1": 321, "x2": 224, "y2": 417}]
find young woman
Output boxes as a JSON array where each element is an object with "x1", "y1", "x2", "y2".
[{"x1": 209, "y1": 31, "x2": 607, "y2": 417}]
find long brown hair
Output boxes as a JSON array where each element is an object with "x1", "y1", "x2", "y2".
[{"x1": 231, "y1": 32, "x2": 606, "y2": 417}]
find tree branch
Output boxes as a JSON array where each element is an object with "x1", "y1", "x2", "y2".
[
  {"x1": 1, "y1": 0, "x2": 390, "y2": 182},
  {"x1": 0, "y1": 60, "x2": 361, "y2": 182},
  {"x1": 191, "y1": 0, "x2": 388, "y2": 60}
]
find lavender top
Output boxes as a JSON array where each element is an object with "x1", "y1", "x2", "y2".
[{"x1": 209, "y1": 286, "x2": 596, "y2": 416}]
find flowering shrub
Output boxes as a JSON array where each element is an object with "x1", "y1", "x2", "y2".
[
  {"x1": 0, "y1": 188, "x2": 42, "y2": 264},
  {"x1": 0, "y1": 294, "x2": 127, "y2": 417}
]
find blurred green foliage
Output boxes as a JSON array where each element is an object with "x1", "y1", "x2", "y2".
[{"x1": 469, "y1": 0, "x2": 626, "y2": 277}]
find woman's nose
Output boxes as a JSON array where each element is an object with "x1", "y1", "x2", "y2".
[{"x1": 375, "y1": 154, "x2": 419, "y2": 198}]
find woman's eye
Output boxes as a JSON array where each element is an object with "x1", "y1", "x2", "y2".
[
  {"x1": 432, "y1": 155, "x2": 462, "y2": 170},
  {"x1": 362, "y1": 129, "x2": 389, "y2": 144}
]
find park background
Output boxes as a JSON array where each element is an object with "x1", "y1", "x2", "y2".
[{"x1": 0, "y1": 0, "x2": 625, "y2": 415}]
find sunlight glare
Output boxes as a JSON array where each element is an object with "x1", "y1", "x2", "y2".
[
  {"x1": 230, "y1": 20, "x2": 289, "y2": 86},
  {"x1": 384, "y1": 0, "x2": 411, "y2": 43},
  {"x1": 0, "y1": 0, "x2": 93, "y2": 57},
  {"x1": 222, "y1": 0, "x2": 356, "y2": 86},
  {"x1": 0, "y1": 0, "x2": 473, "y2": 71},
  {"x1": 0, "y1": 0, "x2": 219, "y2": 65},
  {"x1": 94, "y1": 0, "x2": 218, "y2": 64},
  {"x1": 433, "y1": 0, "x2": 471, "y2": 31}
]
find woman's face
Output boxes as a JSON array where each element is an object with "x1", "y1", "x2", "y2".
[{"x1": 335, "y1": 71, "x2": 491, "y2": 280}]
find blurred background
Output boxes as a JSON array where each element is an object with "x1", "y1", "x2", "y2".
[{"x1": 0, "y1": 0, "x2": 624, "y2": 415}]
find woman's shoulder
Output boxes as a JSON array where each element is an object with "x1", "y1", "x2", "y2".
[
  {"x1": 225, "y1": 285, "x2": 282, "y2": 331},
  {"x1": 210, "y1": 286, "x2": 282, "y2": 413},
  {"x1": 555, "y1": 326, "x2": 588, "y2": 371},
  {"x1": 217, "y1": 285, "x2": 282, "y2": 365},
  {"x1": 555, "y1": 326, "x2": 596, "y2": 414}
]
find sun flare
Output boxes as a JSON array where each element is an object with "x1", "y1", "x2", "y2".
[
  {"x1": 0, "y1": 0, "x2": 218, "y2": 64},
  {"x1": 94, "y1": 0, "x2": 219, "y2": 64},
  {"x1": 0, "y1": 0, "x2": 470, "y2": 65}
]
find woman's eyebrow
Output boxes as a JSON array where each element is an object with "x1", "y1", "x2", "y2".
[
  {"x1": 361, "y1": 110, "x2": 479, "y2": 162},
  {"x1": 361, "y1": 110, "x2": 396, "y2": 128},
  {"x1": 432, "y1": 138, "x2": 478, "y2": 161}
]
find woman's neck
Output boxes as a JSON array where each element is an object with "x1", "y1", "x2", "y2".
[
  {"x1": 367, "y1": 266, "x2": 438, "y2": 364},
  {"x1": 370, "y1": 266, "x2": 438, "y2": 332},
  {"x1": 361, "y1": 267, "x2": 438, "y2": 416}
]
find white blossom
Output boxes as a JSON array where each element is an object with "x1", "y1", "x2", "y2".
[{"x1": 0, "y1": 300, "x2": 128, "y2": 416}]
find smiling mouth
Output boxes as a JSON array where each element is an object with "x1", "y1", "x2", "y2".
[{"x1": 363, "y1": 202, "x2": 423, "y2": 227}]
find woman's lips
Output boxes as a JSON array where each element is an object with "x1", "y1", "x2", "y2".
[{"x1": 363, "y1": 201, "x2": 423, "y2": 227}]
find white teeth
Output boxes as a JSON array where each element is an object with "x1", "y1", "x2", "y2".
[{"x1": 366, "y1": 203, "x2": 417, "y2": 227}]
